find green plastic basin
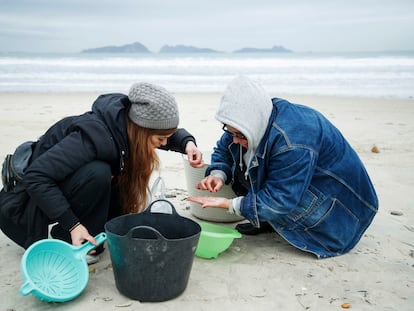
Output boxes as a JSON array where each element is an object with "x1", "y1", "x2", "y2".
[{"x1": 195, "y1": 221, "x2": 242, "y2": 259}]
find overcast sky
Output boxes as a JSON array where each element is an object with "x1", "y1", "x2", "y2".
[{"x1": 0, "y1": 0, "x2": 413, "y2": 53}]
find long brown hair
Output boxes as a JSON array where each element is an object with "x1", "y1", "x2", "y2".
[{"x1": 118, "y1": 116, "x2": 176, "y2": 213}]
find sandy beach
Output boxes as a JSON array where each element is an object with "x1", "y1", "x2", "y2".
[{"x1": 0, "y1": 92, "x2": 413, "y2": 311}]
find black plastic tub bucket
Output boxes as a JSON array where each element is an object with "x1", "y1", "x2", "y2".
[{"x1": 104, "y1": 199, "x2": 201, "y2": 302}]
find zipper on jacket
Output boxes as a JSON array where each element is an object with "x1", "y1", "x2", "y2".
[{"x1": 120, "y1": 150, "x2": 125, "y2": 171}]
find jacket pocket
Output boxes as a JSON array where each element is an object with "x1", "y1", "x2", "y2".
[
  {"x1": 288, "y1": 184, "x2": 326, "y2": 223},
  {"x1": 0, "y1": 188, "x2": 30, "y2": 223},
  {"x1": 305, "y1": 198, "x2": 359, "y2": 253}
]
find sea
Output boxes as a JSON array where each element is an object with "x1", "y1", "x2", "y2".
[{"x1": 0, "y1": 51, "x2": 413, "y2": 99}]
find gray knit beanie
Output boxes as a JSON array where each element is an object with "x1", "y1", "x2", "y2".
[{"x1": 128, "y1": 82, "x2": 179, "y2": 129}]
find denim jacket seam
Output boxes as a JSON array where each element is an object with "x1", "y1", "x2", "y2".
[
  {"x1": 273, "y1": 122, "x2": 291, "y2": 146},
  {"x1": 315, "y1": 166, "x2": 378, "y2": 211},
  {"x1": 275, "y1": 144, "x2": 319, "y2": 157}
]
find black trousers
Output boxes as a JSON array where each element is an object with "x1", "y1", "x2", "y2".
[{"x1": 0, "y1": 160, "x2": 115, "y2": 249}]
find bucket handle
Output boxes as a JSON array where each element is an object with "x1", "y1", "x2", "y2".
[
  {"x1": 73, "y1": 232, "x2": 107, "y2": 259},
  {"x1": 147, "y1": 176, "x2": 178, "y2": 215},
  {"x1": 145, "y1": 199, "x2": 178, "y2": 215},
  {"x1": 127, "y1": 225, "x2": 167, "y2": 241}
]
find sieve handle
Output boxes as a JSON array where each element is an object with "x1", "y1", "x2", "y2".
[
  {"x1": 19, "y1": 281, "x2": 34, "y2": 296},
  {"x1": 75, "y1": 232, "x2": 107, "y2": 258}
]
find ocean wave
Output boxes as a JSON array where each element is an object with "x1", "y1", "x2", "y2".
[{"x1": 0, "y1": 52, "x2": 413, "y2": 98}]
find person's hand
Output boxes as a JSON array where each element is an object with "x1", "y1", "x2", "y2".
[
  {"x1": 196, "y1": 175, "x2": 224, "y2": 192},
  {"x1": 187, "y1": 196, "x2": 230, "y2": 209},
  {"x1": 185, "y1": 141, "x2": 204, "y2": 168},
  {"x1": 70, "y1": 223, "x2": 98, "y2": 253}
]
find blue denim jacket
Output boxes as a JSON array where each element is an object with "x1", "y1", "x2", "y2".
[{"x1": 207, "y1": 98, "x2": 378, "y2": 258}]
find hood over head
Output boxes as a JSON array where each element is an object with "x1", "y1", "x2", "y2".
[
  {"x1": 215, "y1": 76, "x2": 273, "y2": 164},
  {"x1": 92, "y1": 93, "x2": 130, "y2": 153}
]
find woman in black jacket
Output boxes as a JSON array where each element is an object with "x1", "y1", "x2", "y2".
[{"x1": 0, "y1": 82, "x2": 203, "y2": 257}]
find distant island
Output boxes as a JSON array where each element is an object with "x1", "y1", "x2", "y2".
[
  {"x1": 234, "y1": 45, "x2": 292, "y2": 53},
  {"x1": 81, "y1": 42, "x2": 292, "y2": 54},
  {"x1": 159, "y1": 44, "x2": 222, "y2": 53},
  {"x1": 81, "y1": 42, "x2": 150, "y2": 53}
]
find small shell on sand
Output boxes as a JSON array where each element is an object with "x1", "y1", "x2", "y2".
[{"x1": 371, "y1": 145, "x2": 380, "y2": 153}]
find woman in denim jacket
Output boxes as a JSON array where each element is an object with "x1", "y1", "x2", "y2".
[{"x1": 189, "y1": 76, "x2": 378, "y2": 258}]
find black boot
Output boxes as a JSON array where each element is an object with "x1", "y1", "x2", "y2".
[{"x1": 235, "y1": 222, "x2": 274, "y2": 235}]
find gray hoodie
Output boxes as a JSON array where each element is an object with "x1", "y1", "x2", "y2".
[
  {"x1": 215, "y1": 76, "x2": 273, "y2": 214},
  {"x1": 216, "y1": 76, "x2": 273, "y2": 168}
]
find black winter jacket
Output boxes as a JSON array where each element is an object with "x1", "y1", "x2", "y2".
[{"x1": 2, "y1": 93, "x2": 196, "y2": 247}]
